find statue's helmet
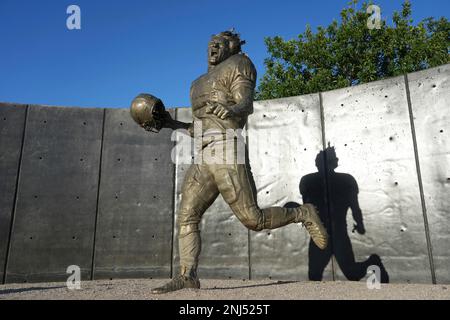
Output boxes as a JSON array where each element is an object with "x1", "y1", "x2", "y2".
[{"x1": 130, "y1": 93, "x2": 165, "y2": 132}]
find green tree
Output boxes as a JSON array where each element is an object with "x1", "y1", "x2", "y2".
[{"x1": 256, "y1": 0, "x2": 450, "y2": 100}]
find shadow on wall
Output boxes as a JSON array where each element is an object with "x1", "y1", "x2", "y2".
[{"x1": 286, "y1": 146, "x2": 390, "y2": 283}]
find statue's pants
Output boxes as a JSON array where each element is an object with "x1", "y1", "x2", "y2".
[{"x1": 178, "y1": 159, "x2": 298, "y2": 276}]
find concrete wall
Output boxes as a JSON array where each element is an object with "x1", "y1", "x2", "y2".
[{"x1": 0, "y1": 64, "x2": 449, "y2": 284}]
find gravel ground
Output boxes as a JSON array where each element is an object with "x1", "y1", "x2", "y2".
[{"x1": 0, "y1": 279, "x2": 449, "y2": 300}]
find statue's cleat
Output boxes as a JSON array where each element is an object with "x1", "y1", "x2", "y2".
[
  {"x1": 151, "y1": 275, "x2": 200, "y2": 294},
  {"x1": 296, "y1": 204, "x2": 328, "y2": 250}
]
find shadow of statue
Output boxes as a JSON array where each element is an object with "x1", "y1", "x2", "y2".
[
  {"x1": 296, "y1": 146, "x2": 389, "y2": 283},
  {"x1": 0, "y1": 286, "x2": 65, "y2": 295}
]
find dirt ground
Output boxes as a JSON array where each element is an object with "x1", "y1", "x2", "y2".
[{"x1": 0, "y1": 279, "x2": 449, "y2": 300}]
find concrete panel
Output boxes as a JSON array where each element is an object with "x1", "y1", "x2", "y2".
[
  {"x1": 5, "y1": 105, "x2": 103, "y2": 283},
  {"x1": 0, "y1": 103, "x2": 27, "y2": 283},
  {"x1": 247, "y1": 95, "x2": 333, "y2": 281},
  {"x1": 172, "y1": 107, "x2": 250, "y2": 279},
  {"x1": 408, "y1": 65, "x2": 450, "y2": 283},
  {"x1": 322, "y1": 76, "x2": 431, "y2": 283},
  {"x1": 93, "y1": 108, "x2": 175, "y2": 279}
]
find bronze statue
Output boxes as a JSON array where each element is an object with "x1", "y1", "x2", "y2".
[{"x1": 130, "y1": 30, "x2": 328, "y2": 294}]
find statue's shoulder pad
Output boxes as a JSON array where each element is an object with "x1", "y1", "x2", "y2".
[{"x1": 227, "y1": 53, "x2": 253, "y2": 65}]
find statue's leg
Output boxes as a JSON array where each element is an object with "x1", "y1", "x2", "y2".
[
  {"x1": 213, "y1": 163, "x2": 328, "y2": 249},
  {"x1": 308, "y1": 238, "x2": 332, "y2": 281},
  {"x1": 178, "y1": 163, "x2": 219, "y2": 274},
  {"x1": 333, "y1": 233, "x2": 366, "y2": 281},
  {"x1": 151, "y1": 163, "x2": 218, "y2": 294},
  {"x1": 213, "y1": 163, "x2": 296, "y2": 230}
]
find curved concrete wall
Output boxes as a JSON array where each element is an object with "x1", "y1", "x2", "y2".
[{"x1": 0, "y1": 64, "x2": 449, "y2": 284}]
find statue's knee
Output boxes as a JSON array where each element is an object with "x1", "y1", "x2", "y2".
[
  {"x1": 179, "y1": 204, "x2": 200, "y2": 221},
  {"x1": 178, "y1": 207, "x2": 201, "y2": 238},
  {"x1": 179, "y1": 223, "x2": 199, "y2": 238}
]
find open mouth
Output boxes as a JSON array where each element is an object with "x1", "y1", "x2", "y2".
[{"x1": 210, "y1": 49, "x2": 218, "y2": 58}]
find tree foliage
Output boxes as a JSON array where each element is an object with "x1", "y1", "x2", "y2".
[{"x1": 256, "y1": 0, "x2": 450, "y2": 100}]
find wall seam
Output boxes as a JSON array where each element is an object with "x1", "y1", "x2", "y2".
[
  {"x1": 245, "y1": 122, "x2": 252, "y2": 280},
  {"x1": 170, "y1": 108, "x2": 178, "y2": 279},
  {"x1": 2, "y1": 104, "x2": 29, "y2": 284},
  {"x1": 404, "y1": 74, "x2": 436, "y2": 284},
  {"x1": 90, "y1": 108, "x2": 106, "y2": 280},
  {"x1": 319, "y1": 92, "x2": 336, "y2": 281}
]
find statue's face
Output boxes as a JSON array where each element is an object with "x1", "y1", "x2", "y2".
[{"x1": 208, "y1": 36, "x2": 231, "y2": 66}]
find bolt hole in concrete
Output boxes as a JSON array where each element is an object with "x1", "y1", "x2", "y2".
[
  {"x1": 117, "y1": 158, "x2": 121, "y2": 162},
  {"x1": 34, "y1": 195, "x2": 38, "y2": 199},
  {"x1": 29, "y1": 237, "x2": 33, "y2": 240},
  {"x1": 228, "y1": 233, "x2": 232, "y2": 236},
  {"x1": 152, "y1": 235, "x2": 155, "y2": 239},
  {"x1": 76, "y1": 196, "x2": 80, "y2": 199},
  {"x1": 400, "y1": 225, "x2": 408, "y2": 232},
  {"x1": 3, "y1": 117, "x2": 6, "y2": 120},
  {"x1": 43, "y1": 120, "x2": 47, "y2": 124},
  {"x1": 389, "y1": 136, "x2": 394, "y2": 141},
  {"x1": 83, "y1": 122, "x2": 87, "y2": 125},
  {"x1": 80, "y1": 158, "x2": 84, "y2": 162},
  {"x1": 302, "y1": 109, "x2": 305, "y2": 112},
  {"x1": 440, "y1": 129, "x2": 444, "y2": 133},
  {"x1": 154, "y1": 158, "x2": 158, "y2": 161},
  {"x1": 120, "y1": 122, "x2": 123, "y2": 126},
  {"x1": 39, "y1": 156, "x2": 43, "y2": 160},
  {"x1": 72, "y1": 236, "x2": 76, "y2": 240},
  {"x1": 432, "y1": 84, "x2": 437, "y2": 88},
  {"x1": 341, "y1": 104, "x2": 344, "y2": 107},
  {"x1": 395, "y1": 182, "x2": 399, "y2": 186}
]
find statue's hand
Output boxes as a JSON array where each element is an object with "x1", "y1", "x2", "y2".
[
  {"x1": 353, "y1": 223, "x2": 366, "y2": 235},
  {"x1": 153, "y1": 110, "x2": 174, "y2": 129},
  {"x1": 205, "y1": 102, "x2": 233, "y2": 119}
]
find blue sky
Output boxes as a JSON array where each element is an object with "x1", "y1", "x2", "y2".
[{"x1": 0, "y1": 0, "x2": 448, "y2": 108}]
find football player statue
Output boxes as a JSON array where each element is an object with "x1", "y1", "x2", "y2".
[{"x1": 130, "y1": 30, "x2": 328, "y2": 294}]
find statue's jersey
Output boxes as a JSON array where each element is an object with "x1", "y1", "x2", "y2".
[{"x1": 190, "y1": 54, "x2": 256, "y2": 136}]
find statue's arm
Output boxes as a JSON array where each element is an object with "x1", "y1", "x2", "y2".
[
  {"x1": 349, "y1": 178, "x2": 365, "y2": 234},
  {"x1": 207, "y1": 57, "x2": 257, "y2": 119},
  {"x1": 351, "y1": 194, "x2": 364, "y2": 226},
  {"x1": 229, "y1": 58, "x2": 257, "y2": 117},
  {"x1": 156, "y1": 110, "x2": 194, "y2": 137},
  {"x1": 229, "y1": 82, "x2": 254, "y2": 117}
]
